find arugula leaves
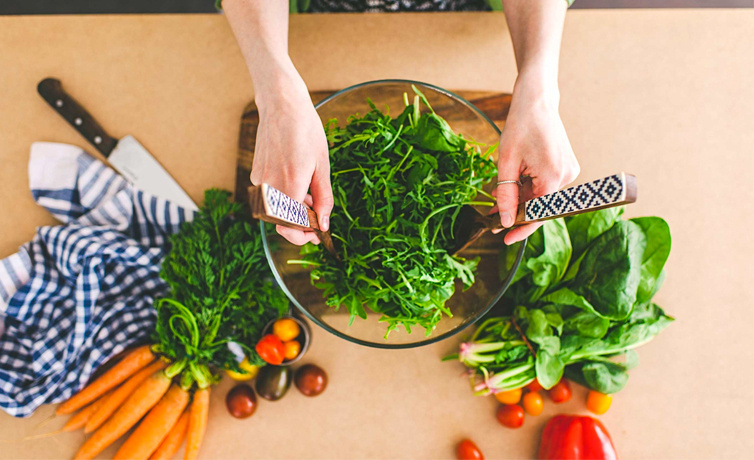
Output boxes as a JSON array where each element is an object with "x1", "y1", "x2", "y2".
[
  {"x1": 153, "y1": 190, "x2": 288, "y2": 388},
  {"x1": 294, "y1": 89, "x2": 497, "y2": 336},
  {"x1": 453, "y1": 208, "x2": 674, "y2": 395}
]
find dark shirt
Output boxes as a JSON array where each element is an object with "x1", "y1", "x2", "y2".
[{"x1": 308, "y1": 0, "x2": 490, "y2": 12}]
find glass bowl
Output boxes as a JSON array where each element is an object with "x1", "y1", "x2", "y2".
[{"x1": 261, "y1": 79, "x2": 525, "y2": 349}]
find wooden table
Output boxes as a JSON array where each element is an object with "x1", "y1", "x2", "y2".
[{"x1": 1, "y1": 10, "x2": 752, "y2": 459}]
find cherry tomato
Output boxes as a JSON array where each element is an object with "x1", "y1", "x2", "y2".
[
  {"x1": 496, "y1": 404, "x2": 525, "y2": 429},
  {"x1": 273, "y1": 318, "x2": 301, "y2": 342},
  {"x1": 526, "y1": 378, "x2": 543, "y2": 393},
  {"x1": 226, "y1": 384, "x2": 257, "y2": 419},
  {"x1": 294, "y1": 364, "x2": 328, "y2": 397},
  {"x1": 456, "y1": 439, "x2": 484, "y2": 460},
  {"x1": 494, "y1": 388, "x2": 522, "y2": 405},
  {"x1": 283, "y1": 340, "x2": 301, "y2": 361},
  {"x1": 548, "y1": 379, "x2": 572, "y2": 403},
  {"x1": 522, "y1": 391, "x2": 544, "y2": 416},
  {"x1": 225, "y1": 357, "x2": 260, "y2": 381},
  {"x1": 255, "y1": 334, "x2": 285, "y2": 365},
  {"x1": 586, "y1": 390, "x2": 613, "y2": 415}
]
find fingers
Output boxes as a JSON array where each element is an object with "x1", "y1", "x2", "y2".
[
  {"x1": 495, "y1": 154, "x2": 522, "y2": 229},
  {"x1": 504, "y1": 222, "x2": 543, "y2": 245},
  {"x1": 310, "y1": 161, "x2": 334, "y2": 232},
  {"x1": 276, "y1": 225, "x2": 320, "y2": 246}
]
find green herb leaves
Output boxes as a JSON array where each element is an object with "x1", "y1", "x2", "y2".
[
  {"x1": 153, "y1": 190, "x2": 288, "y2": 389},
  {"x1": 296, "y1": 88, "x2": 497, "y2": 336},
  {"x1": 454, "y1": 208, "x2": 673, "y2": 395}
]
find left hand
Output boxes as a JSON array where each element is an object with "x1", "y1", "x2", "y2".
[{"x1": 495, "y1": 76, "x2": 580, "y2": 245}]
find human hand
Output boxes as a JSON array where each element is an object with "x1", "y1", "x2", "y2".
[
  {"x1": 251, "y1": 81, "x2": 333, "y2": 246},
  {"x1": 495, "y1": 77, "x2": 580, "y2": 245}
]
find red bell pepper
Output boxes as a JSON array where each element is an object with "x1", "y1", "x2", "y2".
[{"x1": 538, "y1": 415, "x2": 617, "y2": 460}]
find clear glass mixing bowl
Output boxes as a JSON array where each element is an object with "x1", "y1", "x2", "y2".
[{"x1": 261, "y1": 79, "x2": 525, "y2": 349}]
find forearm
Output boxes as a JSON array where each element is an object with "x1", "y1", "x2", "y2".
[
  {"x1": 502, "y1": 0, "x2": 567, "y2": 99},
  {"x1": 223, "y1": 0, "x2": 303, "y2": 104}
]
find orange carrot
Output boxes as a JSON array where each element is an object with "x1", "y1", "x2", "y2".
[
  {"x1": 57, "y1": 345, "x2": 155, "y2": 415},
  {"x1": 62, "y1": 390, "x2": 112, "y2": 432},
  {"x1": 150, "y1": 410, "x2": 190, "y2": 460},
  {"x1": 85, "y1": 360, "x2": 167, "y2": 433},
  {"x1": 114, "y1": 385, "x2": 190, "y2": 460},
  {"x1": 74, "y1": 370, "x2": 171, "y2": 460},
  {"x1": 184, "y1": 388, "x2": 210, "y2": 460}
]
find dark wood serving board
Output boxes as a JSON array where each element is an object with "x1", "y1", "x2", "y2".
[{"x1": 234, "y1": 90, "x2": 512, "y2": 203}]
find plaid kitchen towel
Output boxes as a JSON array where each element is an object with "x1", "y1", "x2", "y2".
[{"x1": 0, "y1": 142, "x2": 193, "y2": 417}]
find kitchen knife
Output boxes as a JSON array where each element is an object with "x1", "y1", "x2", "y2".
[{"x1": 37, "y1": 78, "x2": 198, "y2": 211}]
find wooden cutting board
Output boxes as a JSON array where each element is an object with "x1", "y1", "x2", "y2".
[{"x1": 234, "y1": 90, "x2": 511, "y2": 203}]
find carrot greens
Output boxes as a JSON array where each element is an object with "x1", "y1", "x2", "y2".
[{"x1": 153, "y1": 190, "x2": 288, "y2": 389}]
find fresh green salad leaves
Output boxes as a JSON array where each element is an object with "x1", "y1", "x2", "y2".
[
  {"x1": 295, "y1": 88, "x2": 497, "y2": 336},
  {"x1": 153, "y1": 190, "x2": 288, "y2": 388},
  {"x1": 451, "y1": 208, "x2": 673, "y2": 395}
]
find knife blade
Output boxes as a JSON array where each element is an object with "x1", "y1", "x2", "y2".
[{"x1": 37, "y1": 78, "x2": 198, "y2": 211}]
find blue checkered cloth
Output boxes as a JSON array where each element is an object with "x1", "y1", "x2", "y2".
[{"x1": 0, "y1": 142, "x2": 193, "y2": 417}]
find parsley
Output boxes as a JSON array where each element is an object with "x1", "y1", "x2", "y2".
[
  {"x1": 295, "y1": 87, "x2": 497, "y2": 336},
  {"x1": 153, "y1": 189, "x2": 288, "y2": 388}
]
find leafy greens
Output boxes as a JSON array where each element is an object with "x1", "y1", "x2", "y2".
[
  {"x1": 153, "y1": 189, "x2": 288, "y2": 389},
  {"x1": 449, "y1": 208, "x2": 673, "y2": 395},
  {"x1": 295, "y1": 88, "x2": 497, "y2": 336}
]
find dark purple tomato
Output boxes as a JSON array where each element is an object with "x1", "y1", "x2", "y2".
[
  {"x1": 226, "y1": 384, "x2": 257, "y2": 419},
  {"x1": 294, "y1": 364, "x2": 328, "y2": 397}
]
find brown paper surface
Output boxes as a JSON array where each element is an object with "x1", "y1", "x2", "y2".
[{"x1": 0, "y1": 10, "x2": 752, "y2": 459}]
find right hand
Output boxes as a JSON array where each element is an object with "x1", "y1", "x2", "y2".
[{"x1": 251, "y1": 82, "x2": 333, "y2": 246}]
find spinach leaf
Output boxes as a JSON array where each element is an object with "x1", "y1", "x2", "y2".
[
  {"x1": 571, "y1": 221, "x2": 645, "y2": 320},
  {"x1": 536, "y1": 350, "x2": 565, "y2": 389},
  {"x1": 566, "y1": 207, "x2": 624, "y2": 259},
  {"x1": 630, "y1": 217, "x2": 672, "y2": 304},
  {"x1": 565, "y1": 360, "x2": 629, "y2": 394},
  {"x1": 563, "y1": 310, "x2": 610, "y2": 339},
  {"x1": 509, "y1": 219, "x2": 572, "y2": 303}
]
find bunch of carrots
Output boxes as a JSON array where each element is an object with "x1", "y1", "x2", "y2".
[
  {"x1": 40, "y1": 190, "x2": 285, "y2": 459},
  {"x1": 55, "y1": 345, "x2": 209, "y2": 460}
]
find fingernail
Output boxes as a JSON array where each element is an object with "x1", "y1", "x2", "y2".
[
  {"x1": 500, "y1": 211, "x2": 513, "y2": 228},
  {"x1": 321, "y1": 215, "x2": 329, "y2": 232}
]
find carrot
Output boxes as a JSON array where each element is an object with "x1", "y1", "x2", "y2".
[
  {"x1": 150, "y1": 410, "x2": 190, "y2": 460},
  {"x1": 114, "y1": 385, "x2": 190, "y2": 460},
  {"x1": 85, "y1": 360, "x2": 167, "y2": 433},
  {"x1": 57, "y1": 345, "x2": 155, "y2": 415},
  {"x1": 74, "y1": 370, "x2": 171, "y2": 460},
  {"x1": 184, "y1": 388, "x2": 210, "y2": 460},
  {"x1": 62, "y1": 390, "x2": 112, "y2": 432}
]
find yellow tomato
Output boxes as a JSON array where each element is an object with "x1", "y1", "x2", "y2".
[
  {"x1": 225, "y1": 358, "x2": 260, "y2": 381},
  {"x1": 522, "y1": 391, "x2": 544, "y2": 416},
  {"x1": 494, "y1": 388, "x2": 522, "y2": 405},
  {"x1": 273, "y1": 318, "x2": 301, "y2": 342},
  {"x1": 283, "y1": 340, "x2": 301, "y2": 361},
  {"x1": 586, "y1": 390, "x2": 612, "y2": 415}
]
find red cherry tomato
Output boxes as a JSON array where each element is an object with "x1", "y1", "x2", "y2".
[
  {"x1": 526, "y1": 378, "x2": 543, "y2": 393},
  {"x1": 255, "y1": 334, "x2": 285, "y2": 365},
  {"x1": 496, "y1": 404, "x2": 525, "y2": 429},
  {"x1": 456, "y1": 439, "x2": 484, "y2": 460},
  {"x1": 548, "y1": 379, "x2": 572, "y2": 403}
]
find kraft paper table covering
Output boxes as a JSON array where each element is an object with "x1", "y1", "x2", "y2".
[{"x1": 0, "y1": 10, "x2": 752, "y2": 459}]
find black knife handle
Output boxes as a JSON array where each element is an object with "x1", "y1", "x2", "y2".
[{"x1": 37, "y1": 78, "x2": 118, "y2": 157}]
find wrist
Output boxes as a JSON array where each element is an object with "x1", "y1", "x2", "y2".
[
  {"x1": 513, "y1": 69, "x2": 560, "y2": 112},
  {"x1": 253, "y1": 59, "x2": 309, "y2": 111}
]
